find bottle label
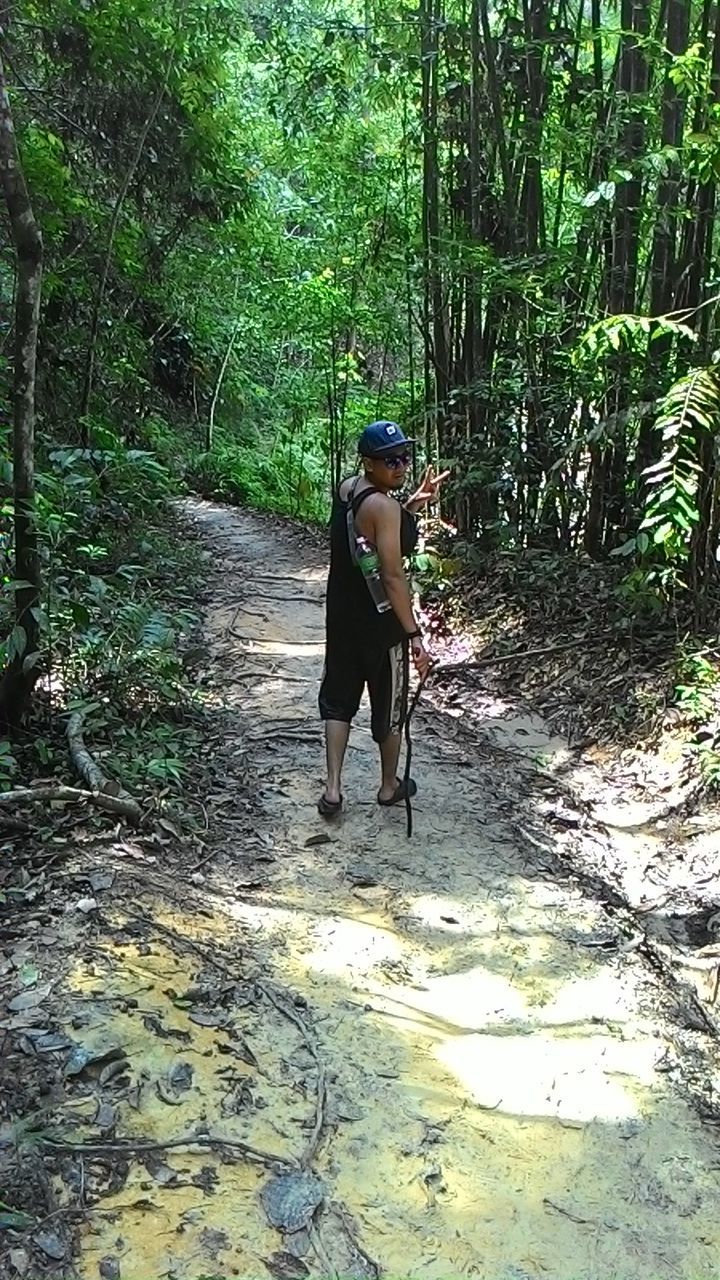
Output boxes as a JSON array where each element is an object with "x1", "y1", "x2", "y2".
[{"x1": 358, "y1": 551, "x2": 380, "y2": 575}]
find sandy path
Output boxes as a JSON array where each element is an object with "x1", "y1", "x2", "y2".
[{"x1": 77, "y1": 499, "x2": 720, "y2": 1280}]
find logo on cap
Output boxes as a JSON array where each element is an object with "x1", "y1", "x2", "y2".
[{"x1": 385, "y1": 425, "x2": 397, "y2": 436}]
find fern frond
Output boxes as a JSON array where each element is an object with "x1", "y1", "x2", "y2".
[{"x1": 639, "y1": 366, "x2": 720, "y2": 559}]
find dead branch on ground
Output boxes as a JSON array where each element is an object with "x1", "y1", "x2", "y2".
[
  {"x1": 66, "y1": 711, "x2": 143, "y2": 825},
  {"x1": 0, "y1": 785, "x2": 143, "y2": 824}
]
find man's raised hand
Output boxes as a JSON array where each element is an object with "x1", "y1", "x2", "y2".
[{"x1": 406, "y1": 465, "x2": 451, "y2": 513}]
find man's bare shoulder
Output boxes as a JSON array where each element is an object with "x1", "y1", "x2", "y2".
[{"x1": 362, "y1": 490, "x2": 400, "y2": 523}]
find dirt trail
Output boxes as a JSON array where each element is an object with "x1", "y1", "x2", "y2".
[{"x1": 64, "y1": 500, "x2": 720, "y2": 1278}]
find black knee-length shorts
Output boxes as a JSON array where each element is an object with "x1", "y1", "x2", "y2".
[{"x1": 319, "y1": 634, "x2": 409, "y2": 743}]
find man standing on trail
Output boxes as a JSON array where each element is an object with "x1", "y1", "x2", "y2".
[{"x1": 317, "y1": 421, "x2": 448, "y2": 816}]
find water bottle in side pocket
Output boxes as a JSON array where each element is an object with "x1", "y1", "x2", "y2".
[{"x1": 355, "y1": 536, "x2": 392, "y2": 613}]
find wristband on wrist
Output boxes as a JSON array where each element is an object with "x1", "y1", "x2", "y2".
[{"x1": 406, "y1": 629, "x2": 421, "y2": 640}]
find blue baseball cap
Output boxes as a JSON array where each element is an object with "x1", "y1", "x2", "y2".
[{"x1": 357, "y1": 420, "x2": 415, "y2": 458}]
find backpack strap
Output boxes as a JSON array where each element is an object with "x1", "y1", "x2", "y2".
[
  {"x1": 344, "y1": 480, "x2": 379, "y2": 565},
  {"x1": 351, "y1": 485, "x2": 380, "y2": 516}
]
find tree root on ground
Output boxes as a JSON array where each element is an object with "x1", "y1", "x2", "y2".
[
  {"x1": 41, "y1": 1133, "x2": 294, "y2": 1171},
  {"x1": 0, "y1": 785, "x2": 143, "y2": 825},
  {"x1": 256, "y1": 979, "x2": 329, "y2": 1168}
]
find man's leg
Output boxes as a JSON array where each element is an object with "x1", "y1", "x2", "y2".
[
  {"x1": 378, "y1": 729, "x2": 402, "y2": 802},
  {"x1": 368, "y1": 642, "x2": 410, "y2": 802},
  {"x1": 323, "y1": 720, "x2": 351, "y2": 806},
  {"x1": 318, "y1": 631, "x2": 363, "y2": 811}
]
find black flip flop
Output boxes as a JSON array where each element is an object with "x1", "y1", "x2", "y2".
[
  {"x1": 378, "y1": 777, "x2": 417, "y2": 807},
  {"x1": 318, "y1": 793, "x2": 343, "y2": 817}
]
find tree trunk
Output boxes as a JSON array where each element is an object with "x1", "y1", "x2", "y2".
[
  {"x1": 478, "y1": 0, "x2": 514, "y2": 243},
  {"x1": 428, "y1": 0, "x2": 448, "y2": 460},
  {"x1": 0, "y1": 47, "x2": 43, "y2": 728},
  {"x1": 420, "y1": 0, "x2": 436, "y2": 456},
  {"x1": 79, "y1": 55, "x2": 173, "y2": 438},
  {"x1": 637, "y1": 0, "x2": 690, "y2": 473},
  {"x1": 519, "y1": 0, "x2": 547, "y2": 255},
  {"x1": 586, "y1": 0, "x2": 649, "y2": 557}
]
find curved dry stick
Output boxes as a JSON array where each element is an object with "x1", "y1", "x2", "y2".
[{"x1": 66, "y1": 711, "x2": 143, "y2": 825}]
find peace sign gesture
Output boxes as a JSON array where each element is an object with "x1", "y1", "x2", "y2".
[{"x1": 405, "y1": 464, "x2": 451, "y2": 514}]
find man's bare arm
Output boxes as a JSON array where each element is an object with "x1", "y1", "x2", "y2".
[{"x1": 371, "y1": 498, "x2": 418, "y2": 635}]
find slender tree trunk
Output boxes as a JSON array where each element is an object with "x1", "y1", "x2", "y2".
[
  {"x1": 401, "y1": 84, "x2": 417, "y2": 432},
  {"x1": 79, "y1": 54, "x2": 173, "y2": 438},
  {"x1": 552, "y1": 0, "x2": 584, "y2": 248},
  {"x1": 586, "y1": 0, "x2": 649, "y2": 557},
  {"x1": 688, "y1": 0, "x2": 720, "y2": 592},
  {"x1": 519, "y1": 0, "x2": 547, "y2": 255},
  {"x1": 637, "y1": 0, "x2": 690, "y2": 474},
  {"x1": 0, "y1": 47, "x2": 43, "y2": 728},
  {"x1": 478, "y1": 0, "x2": 514, "y2": 243},
  {"x1": 429, "y1": 0, "x2": 448, "y2": 458},
  {"x1": 420, "y1": 0, "x2": 436, "y2": 456},
  {"x1": 207, "y1": 336, "x2": 238, "y2": 454}
]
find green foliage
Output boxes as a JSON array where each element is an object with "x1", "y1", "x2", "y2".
[
  {"x1": 574, "y1": 314, "x2": 697, "y2": 369},
  {"x1": 2, "y1": 414, "x2": 201, "y2": 792},
  {"x1": 192, "y1": 435, "x2": 329, "y2": 521},
  {"x1": 675, "y1": 651, "x2": 719, "y2": 724},
  {"x1": 0, "y1": 740, "x2": 18, "y2": 792},
  {"x1": 613, "y1": 367, "x2": 720, "y2": 599},
  {"x1": 674, "y1": 649, "x2": 720, "y2": 786}
]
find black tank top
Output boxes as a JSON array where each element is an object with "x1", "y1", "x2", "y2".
[{"x1": 326, "y1": 480, "x2": 418, "y2": 649}]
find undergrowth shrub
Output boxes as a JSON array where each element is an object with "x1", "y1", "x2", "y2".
[{"x1": 190, "y1": 432, "x2": 329, "y2": 521}]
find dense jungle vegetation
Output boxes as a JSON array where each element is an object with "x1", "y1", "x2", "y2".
[{"x1": 3, "y1": 0, "x2": 720, "y2": 779}]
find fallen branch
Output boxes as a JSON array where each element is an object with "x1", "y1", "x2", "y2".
[
  {"x1": 309, "y1": 1222, "x2": 340, "y2": 1280},
  {"x1": 434, "y1": 633, "x2": 614, "y2": 676},
  {"x1": 257, "y1": 980, "x2": 330, "y2": 1167},
  {"x1": 543, "y1": 1197, "x2": 593, "y2": 1226},
  {"x1": 0, "y1": 785, "x2": 142, "y2": 824},
  {"x1": 232, "y1": 668, "x2": 312, "y2": 684},
  {"x1": 246, "y1": 573, "x2": 316, "y2": 585},
  {"x1": 250, "y1": 592, "x2": 322, "y2": 605},
  {"x1": 66, "y1": 711, "x2": 143, "y2": 825},
  {"x1": 120, "y1": 907, "x2": 240, "y2": 981},
  {"x1": 0, "y1": 813, "x2": 32, "y2": 832},
  {"x1": 246, "y1": 731, "x2": 321, "y2": 744},
  {"x1": 42, "y1": 1133, "x2": 293, "y2": 1171},
  {"x1": 304, "y1": 1062, "x2": 328, "y2": 1167},
  {"x1": 66, "y1": 711, "x2": 107, "y2": 791},
  {"x1": 639, "y1": 936, "x2": 720, "y2": 1039}
]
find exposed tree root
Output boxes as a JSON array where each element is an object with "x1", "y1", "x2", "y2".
[
  {"x1": 42, "y1": 1133, "x2": 294, "y2": 1171},
  {"x1": 256, "y1": 980, "x2": 330, "y2": 1167}
]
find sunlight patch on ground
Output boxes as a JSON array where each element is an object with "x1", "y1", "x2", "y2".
[
  {"x1": 289, "y1": 895, "x2": 656, "y2": 1127},
  {"x1": 436, "y1": 1029, "x2": 656, "y2": 1123},
  {"x1": 456, "y1": 687, "x2": 571, "y2": 765},
  {"x1": 234, "y1": 638, "x2": 325, "y2": 658},
  {"x1": 303, "y1": 912, "x2": 405, "y2": 972}
]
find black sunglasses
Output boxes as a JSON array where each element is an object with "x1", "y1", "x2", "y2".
[{"x1": 378, "y1": 452, "x2": 411, "y2": 469}]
